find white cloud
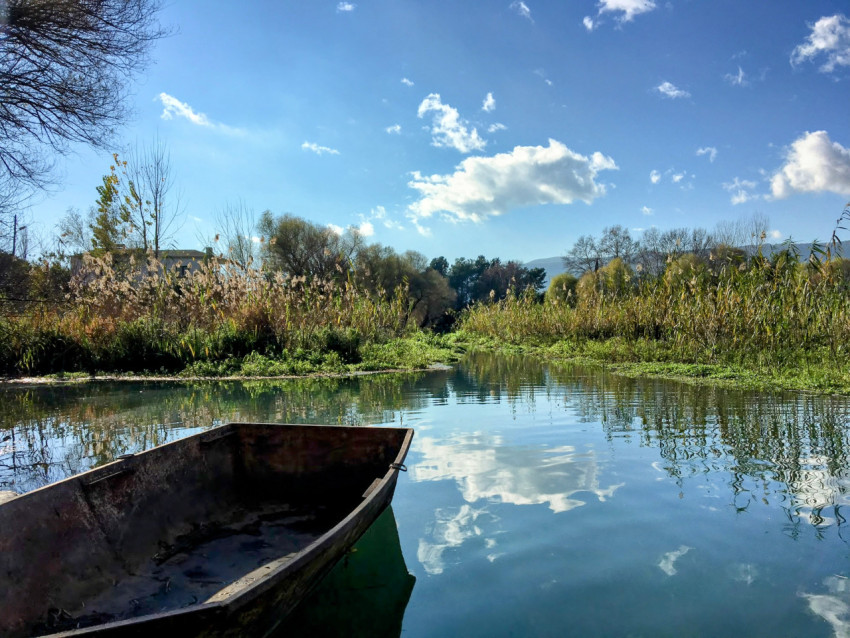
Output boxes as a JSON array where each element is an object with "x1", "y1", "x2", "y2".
[
  {"x1": 336, "y1": 2, "x2": 356, "y2": 12},
  {"x1": 598, "y1": 0, "x2": 656, "y2": 22},
  {"x1": 769, "y1": 229, "x2": 783, "y2": 240},
  {"x1": 671, "y1": 172, "x2": 685, "y2": 183},
  {"x1": 583, "y1": 16, "x2": 596, "y2": 31},
  {"x1": 723, "y1": 177, "x2": 760, "y2": 205},
  {"x1": 650, "y1": 170, "x2": 661, "y2": 184},
  {"x1": 407, "y1": 139, "x2": 617, "y2": 227},
  {"x1": 641, "y1": 206, "x2": 653, "y2": 215},
  {"x1": 510, "y1": 1, "x2": 533, "y2": 22},
  {"x1": 158, "y1": 93, "x2": 211, "y2": 126},
  {"x1": 301, "y1": 141, "x2": 340, "y2": 156},
  {"x1": 791, "y1": 14, "x2": 850, "y2": 72},
  {"x1": 386, "y1": 124, "x2": 402, "y2": 134},
  {"x1": 656, "y1": 81, "x2": 690, "y2": 99},
  {"x1": 482, "y1": 92, "x2": 496, "y2": 112},
  {"x1": 696, "y1": 147, "x2": 718, "y2": 162},
  {"x1": 157, "y1": 93, "x2": 243, "y2": 135},
  {"x1": 724, "y1": 66, "x2": 748, "y2": 86},
  {"x1": 401, "y1": 77, "x2": 414, "y2": 87},
  {"x1": 417, "y1": 93, "x2": 486, "y2": 153},
  {"x1": 327, "y1": 223, "x2": 344, "y2": 235},
  {"x1": 488, "y1": 123, "x2": 507, "y2": 133},
  {"x1": 770, "y1": 130, "x2": 850, "y2": 198},
  {"x1": 357, "y1": 221, "x2": 375, "y2": 237}
]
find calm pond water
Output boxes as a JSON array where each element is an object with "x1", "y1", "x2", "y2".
[{"x1": 2, "y1": 352, "x2": 850, "y2": 637}]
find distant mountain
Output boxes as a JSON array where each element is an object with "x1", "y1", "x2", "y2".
[
  {"x1": 525, "y1": 242, "x2": 836, "y2": 287},
  {"x1": 524, "y1": 256, "x2": 567, "y2": 287}
]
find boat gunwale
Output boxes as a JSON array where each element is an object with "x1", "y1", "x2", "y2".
[{"x1": 18, "y1": 422, "x2": 414, "y2": 638}]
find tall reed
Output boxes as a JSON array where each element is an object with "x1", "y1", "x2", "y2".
[
  {"x1": 0, "y1": 254, "x2": 415, "y2": 375},
  {"x1": 461, "y1": 253, "x2": 850, "y2": 367}
]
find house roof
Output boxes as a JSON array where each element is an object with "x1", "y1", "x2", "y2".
[
  {"x1": 71, "y1": 249, "x2": 209, "y2": 260},
  {"x1": 159, "y1": 250, "x2": 208, "y2": 259}
]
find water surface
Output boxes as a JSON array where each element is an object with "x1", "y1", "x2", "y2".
[{"x1": 2, "y1": 353, "x2": 849, "y2": 637}]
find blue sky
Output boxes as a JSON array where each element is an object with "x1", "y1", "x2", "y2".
[{"x1": 27, "y1": 0, "x2": 850, "y2": 262}]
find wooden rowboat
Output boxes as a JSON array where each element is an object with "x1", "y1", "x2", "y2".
[{"x1": 0, "y1": 422, "x2": 413, "y2": 638}]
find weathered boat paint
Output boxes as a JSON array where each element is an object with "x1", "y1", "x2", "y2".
[{"x1": 0, "y1": 423, "x2": 413, "y2": 638}]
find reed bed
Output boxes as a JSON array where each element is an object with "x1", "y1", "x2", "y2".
[
  {"x1": 0, "y1": 254, "x2": 415, "y2": 375},
  {"x1": 461, "y1": 255, "x2": 850, "y2": 369}
]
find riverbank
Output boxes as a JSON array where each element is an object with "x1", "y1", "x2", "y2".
[
  {"x1": 0, "y1": 333, "x2": 467, "y2": 385},
  {"x1": 5, "y1": 330, "x2": 849, "y2": 395}
]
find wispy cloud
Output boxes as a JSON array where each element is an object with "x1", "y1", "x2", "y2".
[
  {"x1": 301, "y1": 141, "x2": 340, "y2": 156},
  {"x1": 656, "y1": 81, "x2": 690, "y2": 99},
  {"x1": 336, "y1": 2, "x2": 356, "y2": 13},
  {"x1": 534, "y1": 69, "x2": 554, "y2": 86},
  {"x1": 158, "y1": 93, "x2": 210, "y2": 126},
  {"x1": 770, "y1": 130, "x2": 850, "y2": 199},
  {"x1": 488, "y1": 123, "x2": 507, "y2": 133},
  {"x1": 641, "y1": 205, "x2": 653, "y2": 215},
  {"x1": 791, "y1": 14, "x2": 850, "y2": 72},
  {"x1": 724, "y1": 65, "x2": 748, "y2": 86},
  {"x1": 417, "y1": 93, "x2": 486, "y2": 153},
  {"x1": 407, "y1": 139, "x2": 617, "y2": 232},
  {"x1": 696, "y1": 147, "x2": 718, "y2": 162},
  {"x1": 583, "y1": 16, "x2": 597, "y2": 31},
  {"x1": 510, "y1": 1, "x2": 533, "y2": 22},
  {"x1": 723, "y1": 177, "x2": 761, "y2": 205},
  {"x1": 386, "y1": 124, "x2": 402, "y2": 134},
  {"x1": 157, "y1": 93, "x2": 243, "y2": 134},
  {"x1": 401, "y1": 77, "x2": 415, "y2": 87},
  {"x1": 650, "y1": 170, "x2": 661, "y2": 184},
  {"x1": 482, "y1": 92, "x2": 496, "y2": 113}
]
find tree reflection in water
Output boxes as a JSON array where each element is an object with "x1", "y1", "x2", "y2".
[{"x1": 1, "y1": 354, "x2": 848, "y2": 535}]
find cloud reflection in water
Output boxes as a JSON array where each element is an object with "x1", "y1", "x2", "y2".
[{"x1": 411, "y1": 431, "x2": 624, "y2": 574}]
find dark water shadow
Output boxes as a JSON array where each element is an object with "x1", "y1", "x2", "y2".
[{"x1": 270, "y1": 506, "x2": 415, "y2": 638}]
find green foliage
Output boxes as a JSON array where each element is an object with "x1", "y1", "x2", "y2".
[
  {"x1": 90, "y1": 170, "x2": 126, "y2": 255},
  {"x1": 546, "y1": 272, "x2": 577, "y2": 304},
  {"x1": 460, "y1": 252, "x2": 850, "y2": 384}
]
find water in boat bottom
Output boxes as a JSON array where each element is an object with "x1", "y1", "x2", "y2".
[{"x1": 1, "y1": 352, "x2": 849, "y2": 637}]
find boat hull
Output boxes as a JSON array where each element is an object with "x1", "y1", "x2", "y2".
[{"x1": 0, "y1": 423, "x2": 413, "y2": 638}]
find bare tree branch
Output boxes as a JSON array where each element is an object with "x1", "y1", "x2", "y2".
[{"x1": 0, "y1": 0, "x2": 167, "y2": 203}]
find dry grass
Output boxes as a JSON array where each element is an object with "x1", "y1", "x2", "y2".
[{"x1": 1, "y1": 254, "x2": 415, "y2": 374}]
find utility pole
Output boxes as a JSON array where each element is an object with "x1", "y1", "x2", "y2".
[{"x1": 11, "y1": 214, "x2": 17, "y2": 257}]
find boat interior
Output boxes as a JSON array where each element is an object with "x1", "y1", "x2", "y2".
[{"x1": 0, "y1": 423, "x2": 409, "y2": 637}]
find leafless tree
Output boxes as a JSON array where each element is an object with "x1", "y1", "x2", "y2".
[
  {"x1": 712, "y1": 213, "x2": 769, "y2": 248},
  {"x1": 598, "y1": 225, "x2": 638, "y2": 263},
  {"x1": 562, "y1": 235, "x2": 599, "y2": 275},
  {"x1": 0, "y1": 0, "x2": 167, "y2": 235},
  {"x1": 212, "y1": 201, "x2": 259, "y2": 270},
  {"x1": 120, "y1": 139, "x2": 182, "y2": 257}
]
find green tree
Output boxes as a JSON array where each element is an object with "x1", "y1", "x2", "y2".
[
  {"x1": 258, "y1": 212, "x2": 362, "y2": 281},
  {"x1": 546, "y1": 272, "x2": 578, "y2": 304},
  {"x1": 89, "y1": 171, "x2": 127, "y2": 256}
]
